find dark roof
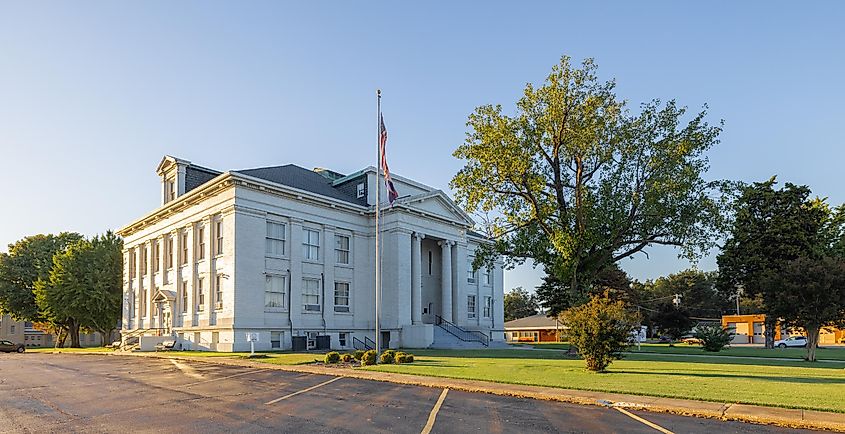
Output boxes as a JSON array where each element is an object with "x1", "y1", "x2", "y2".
[
  {"x1": 234, "y1": 165, "x2": 368, "y2": 206},
  {"x1": 504, "y1": 314, "x2": 563, "y2": 329},
  {"x1": 185, "y1": 165, "x2": 221, "y2": 193}
]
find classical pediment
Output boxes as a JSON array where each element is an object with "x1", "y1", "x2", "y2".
[{"x1": 399, "y1": 191, "x2": 475, "y2": 227}]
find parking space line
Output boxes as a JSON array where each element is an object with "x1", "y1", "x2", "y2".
[
  {"x1": 265, "y1": 376, "x2": 342, "y2": 405},
  {"x1": 613, "y1": 407, "x2": 674, "y2": 434},
  {"x1": 421, "y1": 388, "x2": 449, "y2": 434},
  {"x1": 183, "y1": 369, "x2": 266, "y2": 387},
  {"x1": 169, "y1": 359, "x2": 205, "y2": 380}
]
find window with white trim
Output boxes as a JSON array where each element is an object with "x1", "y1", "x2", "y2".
[
  {"x1": 303, "y1": 228, "x2": 320, "y2": 260},
  {"x1": 338, "y1": 332, "x2": 348, "y2": 347},
  {"x1": 141, "y1": 247, "x2": 147, "y2": 275},
  {"x1": 334, "y1": 282, "x2": 350, "y2": 313},
  {"x1": 181, "y1": 232, "x2": 189, "y2": 265},
  {"x1": 483, "y1": 296, "x2": 492, "y2": 318},
  {"x1": 467, "y1": 295, "x2": 477, "y2": 319},
  {"x1": 197, "y1": 227, "x2": 206, "y2": 260},
  {"x1": 166, "y1": 236, "x2": 174, "y2": 269},
  {"x1": 302, "y1": 278, "x2": 321, "y2": 311},
  {"x1": 483, "y1": 267, "x2": 492, "y2": 285},
  {"x1": 266, "y1": 221, "x2": 286, "y2": 256},
  {"x1": 153, "y1": 241, "x2": 160, "y2": 272},
  {"x1": 215, "y1": 274, "x2": 224, "y2": 310},
  {"x1": 181, "y1": 280, "x2": 188, "y2": 313},
  {"x1": 215, "y1": 219, "x2": 224, "y2": 256},
  {"x1": 129, "y1": 250, "x2": 136, "y2": 279},
  {"x1": 335, "y1": 234, "x2": 350, "y2": 264},
  {"x1": 271, "y1": 331, "x2": 283, "y2": 349},
  {"x1": 197, "y1": 278, "x2": 205, "y2": 311},
  {"x1": 467, "y1": 259, "x2": 475, "y2": 283},
  {"x1": 265, "y1": 275, "x2": 286, "y2": 309}
]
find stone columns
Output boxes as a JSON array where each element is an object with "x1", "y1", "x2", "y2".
[
  {"x1": 411, "y1": 232, "x2": 424, "y2": 325},
  {"x1": 439, "y1": 240, "x2": 453, "y2": 323}
]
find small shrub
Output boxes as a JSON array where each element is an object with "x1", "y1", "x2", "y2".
[
  {"x1": 352, "y1": 350, "x2": 365, "y2": 361},
  {"x1": 361, "y1": 350, "x2": 378, "y2": 366},
  {"x1": 324, "y1": 351, "x2": 341, "y2": 364},
  {"x1": 341, "y1": 353, "x2": 353, "y2": 363},
  {"x1": 394, "y1": 352, "x2": 407, "y2": 363},
  {"x1": 379, "y1": 350, "x2": 396, "y2": 364},
  {"x1": 396, "y1": 352, "x2": 415, "y2": 363},
  {"x1": 694, "y1": 323, "x2": 733, "y2": 352},
  {"x1": 562, "y1": 292, "x2": 640, "y2": 372}
]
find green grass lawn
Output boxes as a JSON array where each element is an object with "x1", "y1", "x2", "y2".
[
  {"x1": 362, "y1": 349, "x2": 845, "y2": 413},
  {"x1": 166, "y1": 350, "x2": 321, "y2": 365},
  {"x1": 518, "y1": 342, "x2": 845, "y2": 361}
]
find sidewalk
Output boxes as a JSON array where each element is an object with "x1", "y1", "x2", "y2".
[{"x1": 62, "y1": 350, "x2": 845, "y2": 432}]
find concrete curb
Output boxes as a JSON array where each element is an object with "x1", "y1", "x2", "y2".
[{"x1": 48, "y1": 351, "x2": 845, "y2": 432}]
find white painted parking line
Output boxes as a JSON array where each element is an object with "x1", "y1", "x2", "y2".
[
  {"x1": 421, "y1": 388, "x2": 449, "y2": 434},
  {"x1": 183, "y1": 369, "x2": 266, "y2": 387},
  {"x1": 264, "y1": 376, "x2": 342, "y2": 405},
  {"x1": 613, "y1": 407, "x2": 674, "y2": 434}
]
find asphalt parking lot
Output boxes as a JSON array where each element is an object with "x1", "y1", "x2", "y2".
[{"x1": 0, "y1": 353, "x2": 821, "y2": 434}]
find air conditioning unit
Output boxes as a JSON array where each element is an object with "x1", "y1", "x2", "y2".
[{"x1": 304, "y1": 304, "x2": 321, "y2": 312}]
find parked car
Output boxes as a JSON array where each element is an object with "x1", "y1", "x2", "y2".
[
  {"x1": 680, "y1": 335, "x2": 703, "y2": 345},
  {"x1": 0, "y1": 340, "x2": 25, "y2": 353},
  {"x1": 657, "y1": 335, "x2": 673, "y2": 343},
  {"x1": 774, "y1": 336, "x2": 807, "y2": 348}
]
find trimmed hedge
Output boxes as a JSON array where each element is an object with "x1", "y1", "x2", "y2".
[
  {"x1": 379, "y1": 349, "x2": 396, "y2": 364},
  {"x1": 324, "y1": 351, "x2": 341, "y2": 364},
  {"x1": 361, "y1": 350, "x2": 378, "y2": 366},
  {"x1": 341, "y1": 353, "x2": 353, "y2": 363},
  {"x1": 395, "y1": 352, "x2": 414, "y2": 363},
  {"x1": 353, "y1": 350, "x2": 365, "y2": 361}
]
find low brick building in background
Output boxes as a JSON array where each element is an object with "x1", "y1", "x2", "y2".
[
  {"x1": 721, "y1": 314, "x2": 845, "y2": 345},
  {"x1": 504, "y1": 314, "x2": 565, "y2": 343}
]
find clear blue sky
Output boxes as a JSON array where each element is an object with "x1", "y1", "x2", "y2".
[{"x1": 1, "y1": 2, "x2": 844, "y2": 293}]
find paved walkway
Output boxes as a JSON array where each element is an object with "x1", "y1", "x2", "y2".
[{"x1": 83, "y1": 351, "x2": 845, "y2": 432}]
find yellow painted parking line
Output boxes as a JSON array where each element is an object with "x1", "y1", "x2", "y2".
[
  {"x1": 265, "y1": 376, "x2": 342, "y2": 405},
  {"x1": 613, "y1": 407, "x2": 674, "y2": 434},
  {"x1": 421, "y1": 388, "x2": 449, "y2": 434},
  {"x1": 183, "y1": 369, "x2": 266, "y2": 387}
]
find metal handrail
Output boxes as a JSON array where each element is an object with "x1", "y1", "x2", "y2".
[
  {"x1": 365, "y1": 336, "x2": 378, "y2": 350},
  {"x1": 352, "y1": 336, "x2": 373, "y2": 351},
  {"x1": 434, "y1": 315, "x2": 489, "y2": 346}
]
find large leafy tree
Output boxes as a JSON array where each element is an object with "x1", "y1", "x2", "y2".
[
  {"x1": 761, "y1": 256, "x2": 845, "y2": 362},
  {"x1": 0, "y1": 233, "x2": 83, "y2": 322},
  {"x1": 639, "y1": 269, "x2": 730, "y2": 317},
  {"x1": 716, "y1": 178, "x2": 827, "y2": 348},
  {"x1": 503, "y1": 287, "x2": 539, "y2": 321},
  {"x1": 452, "y1": 56, "x2": 730, "y2": 301},
  {"x1": 35, "y1": 231, "x2": 123, "y2": 348},
  {"x1": 537, "y1": 263, "x2": 636, "y2": 316}
]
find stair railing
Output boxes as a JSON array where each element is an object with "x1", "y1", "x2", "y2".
[{"x1": 434, "y1": 315, "x2": 489, "y2": 346}]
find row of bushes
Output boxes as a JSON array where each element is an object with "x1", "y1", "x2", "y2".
[{"x1": 323, "y1": 349, "x2": 415, "y2": 365}]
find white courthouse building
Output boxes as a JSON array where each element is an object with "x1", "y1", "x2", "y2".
[{"x1": 118, "y1": 156, "x2": 505, "y2": 352}]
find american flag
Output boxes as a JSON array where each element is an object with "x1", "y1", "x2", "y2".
[{"x1": 379, "y1": 114, "x2": 399, "y2": 204}]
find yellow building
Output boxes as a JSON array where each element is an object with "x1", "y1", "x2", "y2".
[{"x1": 721, "y1": 314, "x2": 845, "y2": 345}]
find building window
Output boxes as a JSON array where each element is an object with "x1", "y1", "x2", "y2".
[
  {"x1": 181, "y1": 232, "x2": 189, "y2": 265},
  {"x1": 197, "y1": 278, "x2": 205, "y2": 311},
  {"x1": 467, "y1": 295, "x2": 477, "y2": 319},
  {"x1": 302, "y1": 278, "x2": 321, "y2": 312},
  {"x1": 215, "y1": 220, "x2": 224, "y2": 256},
  {"x1": 271, "y1": 331, "x2": 283, "y2": 349},
  {"x1": 356, "y1": 183, "x2": 365, "y2": 198},
  {"x1": 335, "y1": 235, "x2": 350, "y2": 265},
  {"x1": 428, "y1": 251, "x2": 432, "y2": 275},
  {"x1": 467, "y1": 260, "x2": 475, "y2": 283},
  {"x1": 166, "y1": 237, "x2": 174, "y2": 269},
  {"x1": 266, "y1": 222, "x2": 286, "y2": 256},
  {"x1": 167, "y1": 179, "x2": 176, "y2": 203},
  {"x1": 303, "y1": 228, "x2": 320, "y2": 261},
  {"x1": 265, "y1": 275, "x2": 286, "y2": 309},
  {"x1": 483, "y1": 296, "x2": 492, "y2": 318},
  {"x1": 215, "y1": 275, "x2": 224, "y2": 310},
  {"x1": 140, "y1": 287, "x2": 146, "y2": 316},
  {"x1": 197, "y1": 227, "x2": 206, "y2": 260},
  {"x1": 334, "y1": 282, "x2": 350, "y2": 313},
  {"x1": 153, "y1": 242, "x2": 160, "y2": 273},
  {"x1": 483, "y1": 268, "x2": 492, "y2": 285},
  {"x1": 129, "y1": 250, "x2": 136, "y2": 279},
  {"x1": 10, "y1": 325, "x2": 15, "y2": 334},
  {"x1": 338, "y1": 332, "x2": 348, "y2": 347},
  {"x1": 181, "y1": 280, "x2": 188, "y2": 313},
  {"x1": 141, "y1": 247, "x2": 148, "y2": 275}
]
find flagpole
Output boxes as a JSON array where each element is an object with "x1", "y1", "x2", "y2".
[{"x1": 375, "y1": 89, "x2": 381, "y2": 358}]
